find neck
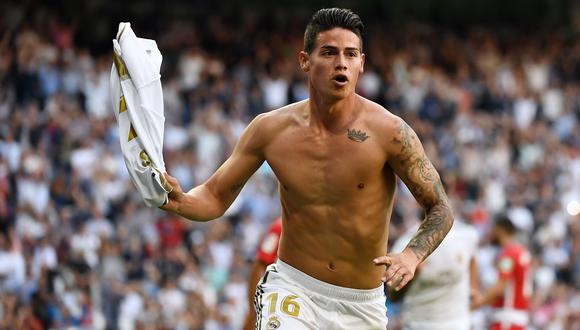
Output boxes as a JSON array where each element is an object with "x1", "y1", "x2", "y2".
[
  {"x1": 308, "y1": 89, "x2": 358, "y2": 131},
  {"x1": 500, "y1": 236, "x2": 515, "y2": 247}
]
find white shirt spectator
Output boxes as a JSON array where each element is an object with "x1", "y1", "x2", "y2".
[
  {"x1": 178, "y1": 48, "x2": 205, "y2": 90},
  {"x1": 524, "y1": 59, "x2": 550, "y2": 92},
  {"x1": 17, "y1": 177, "x2": 49, "y2": 215},
  {"x1": 513, "y1": 95, "x2": 537, "y2": 129},
  {"x1": 496, "y1": 64, "x2": 517, "y2": 97},
  {"x1": 192, "y1": 120, "x2": 223, "y2": 180},
  {"x1": 158, "y1": 281, "x2": 187, "y2": 321},
  {"x1": 32, "y1": 241, "x2": 57, "y2": 279},
  {"x1": 71, "y1": 227, "x2": 101, "y2": 267},
  {"x1": 485, "y1": 177, "x2": 507, "y2": 213},
  {"x1": 84, "y1": 68, "x2": 111, "y2": 119},
  {"x1": 209, "y1": 240, "x2": 233, "y2": 271},
  {"x1": 17, "y1": 153, "x2": 49, "y2": 214},
  {"x1": 392, "y1": 221, "x2": 479, "y2": 330},
  {"x1": 223, "y1": 276, "x2": 248, "y2": 329},
  {"x1": 261, "y1": 75, "x2": 288, "y2": 109},
  {"x1": 359, "y1": 69, "x2": 382, "y2": 99},
  {"x1": 86, "y1": 214, "x2": 115, "y2": 239},
  {"x1": 0, "y1": 248, "x2": 26, "y2": 292},
  {"x1": 15, "y1": 213, "x2": 46, "y2": 239},
  {"x1": 508, "y1": 205, "x2": 535, "y2": 234},
  {"x1": 70, "y1": 144, "x2": 99, "y2": 179},
  {"x1": 118, "y1": 290, "x2": 144, "y2": 330},
  {"x1": 542, "y1": 88, "x2": 564, "y2": 121},
  {"x1": 0, "y1": 135, "x2": 21, "y2": 172},
  {"x1": 164, "y1": 124, "x2": 190, "y2": 153}
]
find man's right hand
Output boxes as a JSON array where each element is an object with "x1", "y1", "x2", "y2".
[{"x1": 159, "y1": 173, "x2": 184, "y2": 213}]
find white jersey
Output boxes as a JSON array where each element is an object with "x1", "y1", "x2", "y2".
[
  {"x1": 109, "y1": 23, "x2": 170, "y2": 207},
  {"x1": 392, "y1": 221, "x2": 479, "y2": 330}
]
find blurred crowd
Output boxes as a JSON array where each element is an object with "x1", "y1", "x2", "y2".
[{"x1": 0, "y1": 2, "x2": 579, "y2": 330}]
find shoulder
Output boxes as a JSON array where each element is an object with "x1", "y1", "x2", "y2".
[
  {"x1": 357, "y1": 96, "x2": 413, "y2": 151},
  {"x1": 358, "y1": 95, "x2": 401, "y2": 128},
  {"x1": 454, "y1": 222, "x2": 479, "y2": 239},
  {"x1": 250, "y1": 100, "x2": 307, "y2": 131},
  {"x1": 452, "y1": 222, "x2": 480, "y2": 251},
  {"x1": 242, "y1": 100, "x2": 306, "y2": 148}
]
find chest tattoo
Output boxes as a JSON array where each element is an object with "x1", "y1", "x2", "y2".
[{"x1": 347, "y1": 128, "x2": 369, "y2": 142}]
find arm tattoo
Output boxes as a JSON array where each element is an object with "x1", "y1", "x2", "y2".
[
  {"x1": 392, "y1": 120, "x2": 453, "y2": 261},
  {"x1": 229, "y1": 182, "x2": 245, "y2": 194}
]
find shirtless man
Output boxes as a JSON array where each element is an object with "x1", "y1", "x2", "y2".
[{"x1": 161, "y1": 8, "x2": 453, "y2": 329}]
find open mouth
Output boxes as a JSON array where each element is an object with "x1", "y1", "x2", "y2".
[{"x1": 332, "y1": 74, "x2": 348, "y2": 84}]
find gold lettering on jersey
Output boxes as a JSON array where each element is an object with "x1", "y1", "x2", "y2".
[
  {"x1": 113, "y1": 52, "x2": 130, "y2": 80},
  {"x1": 347, "y1": 128, "x2": 369, "y2": 142},
  {"x1": 139, "y1": 150, "x2": 151, "y2": 167},
  {"x1": 128, "y1": 124, "x2": 137, "y2": 141},
  {"x1": 119, "y1": 96, "x2": 127, "y2": 113}
]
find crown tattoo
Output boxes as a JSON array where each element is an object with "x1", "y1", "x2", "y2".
[{"x1": 347, "y1": 128, "x2": 369, "y2": 142}]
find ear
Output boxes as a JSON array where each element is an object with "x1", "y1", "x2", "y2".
[
  {"x1": 360, "y1": 52, "x2": 366, "y2": 74},
  {"x1": 298, "y1": 51, "x2": 310, "y2": 72}
]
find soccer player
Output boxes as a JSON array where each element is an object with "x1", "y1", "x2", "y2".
[
  {"x1": 390, "y1": 220, "x2": 480, "y2": 330},
  {"x1": 243, "y1": 218, "x2": 282, "y2": 330},
  {"x1": 471, "y1": 216, "x2": 532, "y2": 330},
  {"x1": 161, "y1": 8, "x2": 453, "y2": 329}
]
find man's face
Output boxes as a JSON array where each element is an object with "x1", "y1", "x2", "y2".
[
  {"x1": 490, "y1": 226, "x2": 501, "y2": 246},
  {"x1": 299, "y1": 28, "x2": 365, "y2": 100}
]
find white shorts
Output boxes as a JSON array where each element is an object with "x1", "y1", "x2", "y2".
[{"x1": 253, "y1": 260, "x2": 388, "y2": 330}]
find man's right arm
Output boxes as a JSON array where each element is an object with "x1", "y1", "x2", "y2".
[{"x1": 160, "y1": 114, "x2": 268, "y2": 221}]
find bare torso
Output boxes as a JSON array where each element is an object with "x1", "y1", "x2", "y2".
[
  {"x1": 163, "y1": 25, "x2": 452, "y2": 296},
  {"x1": 262, "y1": 97, "x2": 398, "y2": 289}
]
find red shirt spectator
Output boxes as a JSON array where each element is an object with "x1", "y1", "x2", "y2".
[
  {"x1": 491, "y1": 243, "x2": 532, "y2": 330},
  {"x1": 156, "y1": 216, "x2": 186, "y2": 249},
  {"x1": 256, "y1": 217, "x2": 282, "y2": 265}
]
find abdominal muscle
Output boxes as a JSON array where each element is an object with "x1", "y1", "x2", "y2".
[{"x1": 277, "y1": 194, "x2": 392, "y2": 289}]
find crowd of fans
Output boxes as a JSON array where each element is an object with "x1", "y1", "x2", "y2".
[{"x1": 0, "y1": 3, "x2": 579, "y2": 330}]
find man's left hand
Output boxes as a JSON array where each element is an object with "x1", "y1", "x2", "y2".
[{"x1": 373, "y1": 248, "x2": 421, "y2": 291}]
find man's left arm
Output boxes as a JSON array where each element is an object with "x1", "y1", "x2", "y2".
[
  {"x1": 374, "y1": 118, "x2": 453, "y2": 291},
  {"x1": 472, "y1": 253, "x2": 513, "y2": 309},
  {"x1": 471, "y1": 279, "x2": 506, "y2": 309}
]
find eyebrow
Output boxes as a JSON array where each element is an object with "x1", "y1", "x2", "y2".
[{"x1": 320, "y1": 45, "x2": 361, "y2": 52}]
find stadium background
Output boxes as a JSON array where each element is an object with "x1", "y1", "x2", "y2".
[{"x1": 0, "y1": 0, "x2": 579, "y2": 329}]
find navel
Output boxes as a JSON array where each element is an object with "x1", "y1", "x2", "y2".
[
  {"x1": 357, "y1": 183, "x2": 365, "y2": 189},
  {"x1": 327, "y1": 262, "x2": 336, "y2": 272}
]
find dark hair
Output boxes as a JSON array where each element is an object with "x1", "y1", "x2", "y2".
[
  {"x1": 495, "y1": 215, "x2": 517, "y2": 235},
  {"x1": 304, "y1": 8, "x2": 364, "y2": 54}
]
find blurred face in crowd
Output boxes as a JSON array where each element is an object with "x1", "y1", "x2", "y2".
[
  {"x1": 490, "y1": 225, "x2": 502, "y2": 246},
  {"x1": 299, "y1": 28, "x2": 365, "y2": 101},
  {"x1": 490, "y1": 224, "x2": 512, "y2": 246}
]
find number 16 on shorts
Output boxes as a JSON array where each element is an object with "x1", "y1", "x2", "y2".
[{"x1": 266, "y1": 293, "x2": 301, "y2": 317}]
